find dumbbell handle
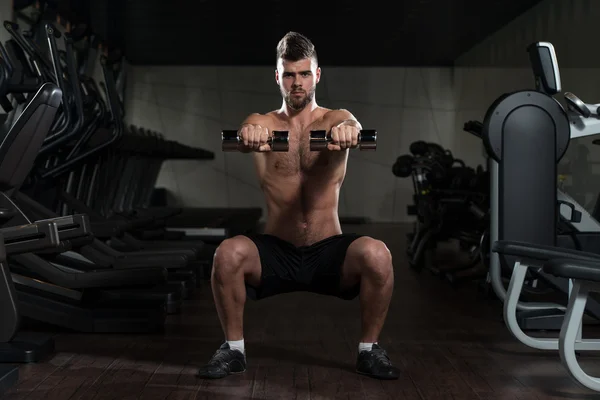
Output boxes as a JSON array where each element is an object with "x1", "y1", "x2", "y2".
[
  {"x1": 221, "y1": 130, "x2": 289, "y2": 152},
  {"x1": 309, "y1": 129, "x2": 377, "y2": 151}
]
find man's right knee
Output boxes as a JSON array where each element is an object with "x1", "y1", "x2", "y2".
[{"x1": 212, "y1": 236, "x2": 260, "y2": 282}]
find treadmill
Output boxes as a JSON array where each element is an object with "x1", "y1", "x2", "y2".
[
  {"x1": 19, "y1": 26, "x2": 203, "y2": 292},
  {"x1": 4, "y1": 22, "x2": 220, "y2": 268},
  {"x1": 0, "y1": 202, "x2": 82, "y2": 395},
  {"x1": 0, "y1": 81, "x2": 171, "y2": 332},
  {"x1": 0, "y1": 26, "x2": 196, "y2": 305}
]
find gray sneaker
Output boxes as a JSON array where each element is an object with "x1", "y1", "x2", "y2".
[
  {"x1": 356, "y1": 343, "x2": 400, "y2": 380},
  {"x1": 196, "y1": 343, "x2": 247, "y2": 379}
]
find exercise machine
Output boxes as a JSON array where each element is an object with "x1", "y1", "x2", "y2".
[
  {"x1": 486, "y1": 41, "x2": 600, "y2": 393},
  {"x1": 479, "y1": 41, "x2": 600, "y2": 331}
]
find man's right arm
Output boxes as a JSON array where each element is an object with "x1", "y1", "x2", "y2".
[{"x1": 238, "y1": 113, "x2": 271, "y2": 153}]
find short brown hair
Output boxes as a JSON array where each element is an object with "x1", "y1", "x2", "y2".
[{"x1": 276, "y1": 31, "x2": 318, "y2": 64}]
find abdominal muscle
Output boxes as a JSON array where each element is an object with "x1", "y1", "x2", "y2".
[{"x1": 260, "y1": 174, "x2": 342, "y2": 247}]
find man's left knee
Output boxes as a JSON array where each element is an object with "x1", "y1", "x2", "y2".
[{"x1": 351, "y1": 237, "x2": 393, "y2": 281}]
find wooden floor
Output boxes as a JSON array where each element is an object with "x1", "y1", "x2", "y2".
[{"x1": 4, "y1": 223, "x2": 600, "y2": 400}]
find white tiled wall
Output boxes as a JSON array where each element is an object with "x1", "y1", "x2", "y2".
[{"x1": 126, "y1": 64, "x2": 536, "y2": 223}]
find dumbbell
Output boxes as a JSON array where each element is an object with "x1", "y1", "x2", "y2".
[
  {"x1": 222, "y1": 129, "x2": 377, "y2": 151},
  {"x1": 221, "y1": 130, "x2": 289, "y2": 152},
  {"x1": 309, "y1": 130, "x2": 377, "y2": 151}
]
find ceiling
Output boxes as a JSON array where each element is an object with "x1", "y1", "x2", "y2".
[{"x1": 19, "y1": 0, "x2": 547, "y2": 67}]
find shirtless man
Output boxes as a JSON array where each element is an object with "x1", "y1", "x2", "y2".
[{"x1": 197, "y1": 31, "x2": 398, "y2": 380}]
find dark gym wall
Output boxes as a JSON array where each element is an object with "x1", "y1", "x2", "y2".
[
  {"x1": 456, "y1": 0, "x2": 596, "y2": 68},
  {"x1": 121, "y1": 1, "x2": 278, "y2": 66},
  {"x1": 119, "y1": 0, "x2": 415, "y2": 66},
  {"x1": 88, "y1": 0, "x2": 124, "y2": 51},
  {"x1": 115, "y1": 0, "x2": 545, "y2": 67}
]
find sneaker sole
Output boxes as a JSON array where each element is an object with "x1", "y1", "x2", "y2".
[
  {"x1": 197, "y1": 369, "x2": 247, "y2": 379},
  {"x1": 355, "y1": 369, "x2": 400, "y2": 380}
]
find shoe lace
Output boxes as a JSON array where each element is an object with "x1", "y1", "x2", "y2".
[
  {"x1": 371, "y1": 348, "x2": 391, "y2": 366},
  {"x1": 209, "y1": 349, "x2": 233, "y2": 365}
]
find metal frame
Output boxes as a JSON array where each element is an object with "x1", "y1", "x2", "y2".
[
  {"x1": 559, "y1": 279, "x2": 600, "y2": 392},
  {"x1": 501, "y1": 257, "x2": 600, "y2": 351},
  {"x1": 501, "y1": 253, "x2": 600, "y2": 391}
]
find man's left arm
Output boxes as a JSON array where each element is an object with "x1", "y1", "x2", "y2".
[{"x1": 328, "y1": 109, "x2": 363, "y2": 151}]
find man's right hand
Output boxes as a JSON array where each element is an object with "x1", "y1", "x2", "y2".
[{"x1": 239, "y1": 124, "x2": 271, "y2": 152}]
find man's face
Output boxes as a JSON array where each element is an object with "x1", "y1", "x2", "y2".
[{"x1": 276, "y1": 57, "x2": 320, "y2": 111}]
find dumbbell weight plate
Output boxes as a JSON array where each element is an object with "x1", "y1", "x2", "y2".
[
  {"x1": 270, "y1": 131, "x2": 290, "y2": 152},
  {"x1": 359, "y1": 130, "x2": 377, "y2": 150},
  {"x1": 221, "y1": 130, "x2": 289, "y2": 152},
  {"x1": 392, "y1": 154, "x2": 414, "y2": 177}
]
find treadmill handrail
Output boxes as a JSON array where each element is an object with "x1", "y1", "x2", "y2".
[
  {"x1": 38, "y1": 23, "x2": 71, "y2": 143},
  {"x1": 2, "y1": 220, "x2": 60, "y2": 255},
  {"x1": 2, "y1": 21, "x2": 53, "y2": 82},
  {"x1": 40, "y1": 56, "x2": 123, "y2": 179},
  {"x1": 40, "y1": 30, "x2": 84, "y2": 152}
]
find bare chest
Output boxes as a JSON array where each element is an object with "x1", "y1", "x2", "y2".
[{"x1": 269, "y1": 129, "x2": 331, "y2": 175}]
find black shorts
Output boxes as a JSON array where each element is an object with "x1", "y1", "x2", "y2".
[{"x1": 243, "y1": 233, "x2": 364, "y2": 301}]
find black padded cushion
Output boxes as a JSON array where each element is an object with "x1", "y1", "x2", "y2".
[
  {"x1": 544, "y1": 258, "x2": 600, "y2": 283},
  {"x1": 492, "y1": 240, "x2": 600, "y2": 262}
]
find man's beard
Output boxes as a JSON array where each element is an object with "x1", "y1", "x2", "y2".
[{"x1": 282, "y1": 87, "x2": 315, "y2": 110}]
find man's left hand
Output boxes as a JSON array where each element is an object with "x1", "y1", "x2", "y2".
[{"x1": 328, "y1": 125, "x2": 360, "y2": 151}]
